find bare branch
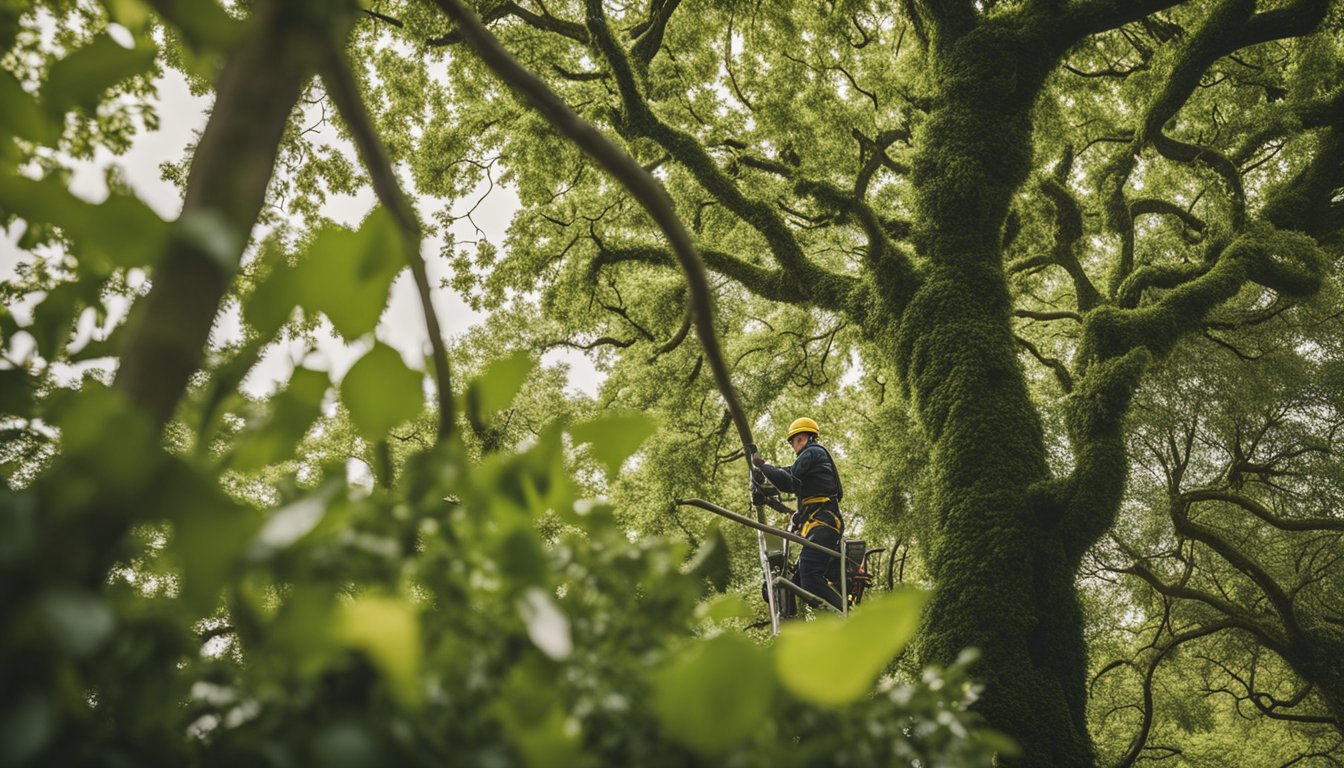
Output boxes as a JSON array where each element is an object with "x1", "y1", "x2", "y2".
[
  {"x1": 434, "y1": 0, "x2": 760, "y2": 471},
  {"x1": 320, "y1": 46, "x2": 455, "y2": 441}
]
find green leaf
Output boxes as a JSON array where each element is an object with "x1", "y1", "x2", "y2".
[
  {"x1": 338, "y1": 596, "x2": 422, "y2": 708},
  {"x1": 696, "y1": 594, "x2": 755, "y2": 623},
  {"x1": 773, "y1": 587, "x2": 930, "y2": 708},
  {"x1": 37, "y1": 588, "x2": 115, "y2": 658},
  {"x1": 686, "y1": 522, "x2": 731, "y2": 592},
  {"x1": 28, "y1": 282, "x2": 81, "y2": 361},
  {"x1": 0, "y1": 368, "x2": 34, "y2": 418},
  {"x1": 230, "y1": 366, "x2": 329, "y2": 471},
  {"x1": 242, "y1": 245, "x2": 298, "y2": 339},
  {"x1": 465, "y1": 350, "x2": 536, "y2": 423},
  {"x1": 340, "y1": 342, "x2": 424, "y2": 440},
  {"x1": 175, "y1": 208, "x2": 242, "y2": 270},
  {"x1": 0, "y1": 69, "x2": 56, "y2": 144},
  {"x1": 164, "y1": 462, "x2": 257, "y2": 612},
  {"x1": 101, "y1": 0, "x2": 150, "y2": 31},
  {"x1": 42, "y1": 35, "x2": 157, "y2": 116},
  {"x1": 248, "y1": 480, "x2": 342, "y2": 559},
  {"x1": 0, "y1": 175, "x2": 168, "y2": 271},
  {"x1": 294, "y1": 207, "x2": 404, "y2": 340},
  {"x1": 148, "y1": 0, "x2": 241, "y2": 53},
  {"x1": 568, "y1": 410, "x2": 658, "y2": 479},
  {"x1": 651, "y1": 634, "x2": 774, "y2": 756}
]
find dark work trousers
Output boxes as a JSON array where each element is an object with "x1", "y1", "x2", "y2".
[{"x1": 794, "y1": 505, "x2": 844, "y2": 611}]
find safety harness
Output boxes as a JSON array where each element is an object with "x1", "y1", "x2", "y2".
[{"x1": 791, "y1": 441, "x2": 845, "y2": 538}]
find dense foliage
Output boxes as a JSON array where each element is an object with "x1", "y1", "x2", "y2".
[{"x1": 2, "y1": 0, "x2": 1343, "y2": 766}]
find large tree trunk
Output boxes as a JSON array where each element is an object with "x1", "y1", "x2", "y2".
[{"x1": 894, "y1": 26, "x2": 1096, "y2": 765}]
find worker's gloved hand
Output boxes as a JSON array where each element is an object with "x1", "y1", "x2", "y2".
[
  {"x1": 752, "y1": 468, "x2": 766, "y2": 485},
  {"x1": 752, "y1": 456, "x2": 766, "y2": 467}
]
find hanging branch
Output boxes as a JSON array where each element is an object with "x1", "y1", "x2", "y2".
[
  {"x1": 432, "y1": 0, "x2": 757, "y2": 458},
  {"x1": 319, "y1": 46, "x2": 456, "y2": 442}
]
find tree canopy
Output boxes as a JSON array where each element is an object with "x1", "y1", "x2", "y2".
[{"x1": 2, "y1": 0, "x2": 1343, "y2": 766}]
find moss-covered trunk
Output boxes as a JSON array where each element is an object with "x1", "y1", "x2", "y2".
[{"x1": 892, "y1": 25, "x2": 1095, "y2": 766}]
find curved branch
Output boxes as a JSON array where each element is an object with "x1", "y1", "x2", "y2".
[
  {"x1": 1040, "y1": 174, "x2": 1102, "y2": 310},
  {"x1": 429, "y1": 1, "x2": 588, "y2": 45},
  {"x1": 650, "y1": 298, "x2": 691, "y2": 361},
  {"x1": 319, "y1": 46, "x2": 455, "y2": 441},
  {"x1": 1182, "y1": 489, "x2": 1344, "y2": 533},
  {"x1": 435, "y1": 0, "x2": 759, "y2": 466},
  {"x1": 581, "y1": 0, "x2": 896, "y2": 313},
  {"x1": 630, "y1": 0, "x2": 682, "y2": 67},
  {"x1": 1130, "y1": 198, "x2": 1207, "y2": 233},
  {"x1": 1113, "y1": 621, "x2": 1237, "y2": 768},
  {"x1": 1119, "y1": 562, "x2": 1288, "y2": 654},
  {"x1": 1015, "y1": 334, "x2": 1073, "y2": 393},
  {"x1": 1053, "y1": 0, "x2": 1186, "y2": 50},
  {"x1": 1170, "y1": 494, "x2": 1305, "y2": 642}
]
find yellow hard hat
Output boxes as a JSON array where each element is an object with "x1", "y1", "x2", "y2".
[{"x1": 786, "y1": 417, "x2": 820, "y2": 441}]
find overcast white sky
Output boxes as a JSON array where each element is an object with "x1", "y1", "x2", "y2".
[{"x1": 1, "y1": 65, "x2": 601, "y2": 397}]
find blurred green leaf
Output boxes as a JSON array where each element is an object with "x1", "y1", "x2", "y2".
[
  {"x1": 248, "y1": 479, "x2": 341, "y2": 559},
  {"x1": 295, "y1": 207, "x2": 403, "y2": 340},
  {"x1": 0, "y1": 69, "x2": 56, "y2": 144},
  {"x1": 340, "y1": 342, "x2": 424, "y2": 440},
  {"x1": 313, "y1": 721, "x2": 381, "y2": 768},
  {"x1": 165, "y1": 462, "x2": 257, "y2": 612},
  {"x1": 495, "y1": 660, "x2": 585, "y2": 768},
  {"x1": 568, "y1": 411, "x2": 657, "y2": 479},
  {"x1": 0, "y1": 693, "x2": 54, "y2": 767},
  {"x1": 54, "y1": 384, "x2": 157, "y2": 494},
  {"x1": 66, "y1": 318, "x2": 127, "y2": 363},
  {"x1": 465, "y1": 350, "x2": 536, "y2": 423},
  {"x1": 651, "y1": 633, "x2": 774, "y2": 756},
  {"x1": 243, "y1": 261, "x2": 297, "y2": 339},
  {"x1": 774, "y1": 587, "x2": 930, "y2": 708},
  {"x1": 0, "y1": 490, "x2": 37, "y2": 565},
  {"x1": 338, "y1": 596, "x2": 422, "y2": 708},
  {"x1": 42, "y1": 34, "x2": 157, "y2": 116},
  {"x1": 28, "y1": 282, "x2": 81, "y2": 360},
  {"x1": 0, "y1": 175, "x2": 168, "y2": 272},
  {"x1": 0, "y1": 368, "x2": 34, "y2": 418},
  {"x1": 516, "y1": 586, "x2": 571, "y2": 661},
  {"x1": 175, "y1": 208, "x2": 242, "y2": 269},
  {"x1": 686, "y1": 523, "x2": 731, "y2": 592},
  {"x1": 230, "y1": 366, "x2": 329, "y2": 471},
  {"x1": 696, "y1": 594, "x2": 755, "y2": 623},
  {"x1": 38, "y1": 588, "x2": 115, "y2": 657},
  {"x1": 148, "y1": 0, "x2": 241, "y2": 53},
  {"x1": 101, "y1": 0, "x2": 149, "y2": 31}
]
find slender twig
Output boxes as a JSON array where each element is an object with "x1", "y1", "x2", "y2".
[{"x1": 319, "y1": 48, "x2": 455, "y2": 441}]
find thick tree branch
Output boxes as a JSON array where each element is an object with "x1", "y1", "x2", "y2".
[
  {"x1": 1015, "y1": 334, "x2": 1074, "y2": 393},
  {"x1": 630, "y1": 0, "x2": 681, "y2": 67},
  {"x1": 579, "y1": 0, "x2": 895, "y2": 314},
  {"x1": 1170, "y1": 494, "x2": 1305, "y2": 643},
  {"x1": 1040, "y1": 174, "x2": 1102, "y2": 310},
  {"x1": 1053, "y1": 0, "x2": 1186, "y2": 49},
  {"x1": 434, "y1": 0, "x2": 760, "y2": 465},
  {"x1": 1082, "y1": 223, "x2": 1324, "y2": 368},
  {"x1": 116, "y1": 0, "x2": 348, "y2": 432},
  {"x1": 1120, "y1": 562, "x2": 1288, "y2": 654},
  {"x1": 1182, "y1": 489, "x2": 1344, "y2": 533},
  {"x1": 429, "y1": 1, "x2": 588, "y2": 45}
]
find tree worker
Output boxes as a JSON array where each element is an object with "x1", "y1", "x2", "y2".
[{"x1": 752, "y1": 417, "x2": 845, "y2": 612}]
